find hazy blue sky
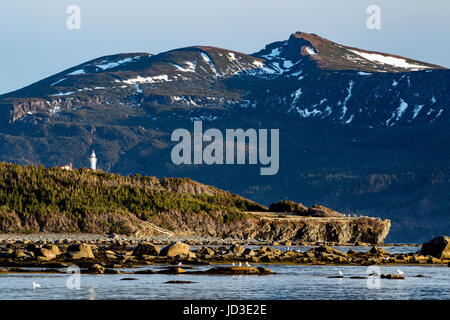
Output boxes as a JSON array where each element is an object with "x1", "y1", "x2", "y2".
[{"x1": 1, "y1": 0, "x2": 449, "y2": 94}]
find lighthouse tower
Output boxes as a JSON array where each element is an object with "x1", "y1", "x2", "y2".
[{"x1": 90, "y1": 150, "x2": 97, "y2": 170}]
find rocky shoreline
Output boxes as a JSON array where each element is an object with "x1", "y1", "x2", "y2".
[
  {"x1": 0, "y1": 233, "x2": 410, "y2": 247},
  {"x1": 0, "y1": 234, "x2": 448, "y2": 275}
]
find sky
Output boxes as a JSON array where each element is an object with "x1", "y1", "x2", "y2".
[{"x1": 0, "y1": 0, "x2": 449, "y2": 94}]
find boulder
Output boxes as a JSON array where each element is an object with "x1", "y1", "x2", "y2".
[
  {"x1": 132, "y1": 242, "x2": 160, "y2": 258},
  {"x1": 199, "y1": 247, "x2": 215, "y2": 256},
  {"x1": 229, "y1": 244, "x2": 245, "y2": 256},
  {"x1": 314, "y1": 246, "x2": 345, "y2": 256},
  {"x1": 44, "y1": 245, "x2": 61, "y2": 256},
  {"x1": 187, "y1": 251, "x2": 196, "y2": 259},
  {"x1": 12, "y1": 250, "x2": 29, "y2": 259},
  {"x1": 160, "y1": 242, "x2": 190, "y2": 257},
  {"x1": 380, "y1": 274, "x2": 404, "y2": 280},
  {"x1": 89, "y1": 264, "x2": 105, "y2": 274},
  {"x1": 67, "y1": 243, "x2": 95, "y2": 259},
  {"x1": 420, "y1": 236, "x2": 450, "y2": 259},
  {"x1": 243, "y1": 248, "x2": 256, "y2": 256},
  {"x1": 202, "y1": 266, "x2": 275, "y2": 275},
  {"x1": 36, "y1": 248, "x2": 57, "y2": 260},
  {"x1": 369, "y1": 247, "x2": 387, "y2": 255}
]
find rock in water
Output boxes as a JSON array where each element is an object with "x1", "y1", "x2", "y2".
[
  {"x1": 160, "y1": 242, "x2": 190, "y2": 257},
  {"x1": 420, "y1": 236, "x2": 450, "y2": 259},
  {"x1": 132, "y1": 242, "x2": 160, "y2": 258},
  {"x1": 89, "y1": 264, "x2": 105, "y2": 274},
  {"x1": 202, "y1": 266, "x2": 276, "y2": 275},
  {"x1": 66, "y1": 243, "x2": 95, "y2": 259},
  {"x1": 369, "y1": 247, "x2": 387, "y2": 255},
  {"x1": 199, "y1": 247, "x2": 215, "y2": 256},
  {"x1": 36, "y1": 248, "x2": 57, "y2": 260},
  {"x1": 380, "y1": 274, "x2": 404, "y2": 280},
  {"x1": 230, "y1": 244, "x2": 245, "y2": 256}
]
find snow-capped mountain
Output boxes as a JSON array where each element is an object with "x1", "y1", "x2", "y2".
[
  {"x1": 1, "y1": 32, "x2": 448, "y2": 127},
  {"x1": 0, "y1": 32, "x2": 449, "y2": 242}
]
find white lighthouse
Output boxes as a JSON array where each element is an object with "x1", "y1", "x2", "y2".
[{"x1": 90, "y1": 150, "x2": 97, "y2": 170}]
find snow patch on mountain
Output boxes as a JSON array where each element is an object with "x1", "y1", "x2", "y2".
[
  {"x1": 123, "y1": 75, "x2": 171, "y2": 84},
  {"x1": 68, "y1": 69, "x2": 85, "y2": 76},
  {"x1": 171, "y1": 61, "x2": 197, "y2": 73},
  {"x1": 291, "y1": 89, "x2": 303, "y2": 106},
  {"x1": 51, "y1": 78, "x2": 67, "y2": 86},
  {"x1": 345, "y1": 114, "x2": 355, "y2": 124},
  {"x1": 51, "y1": 91, "x2": 75, "y2": 97},
  {"x1": 305, "y1": 47, "x2": 317, "y2": 55},
  {"x1": 386, "y1": 99, "x2": 409, "y2": 126},
  {"x1": 296, "y1": 108, "x2": 322, "y2": 118},
  {"x1": 412, "y1": 105, "x2": 424, "y2": 119},
  {"x1": 200, "y1": 52, "x2": 218, "y2": 75},
  {"x1": 261, "y1": 47, "x2": 281, "y2": 59},
  {"x1": 96, "y1": 56, "x2": 142, "y2": 70},
  {"x1": 340, "y1": 81, "x2": 354, "y2": 120},
  {"x1": 348, "y1": 49, "x2": 432, "y2": 70},
  {"x1": 228, "y1": 53, "x2": 237, "y2": 61}
]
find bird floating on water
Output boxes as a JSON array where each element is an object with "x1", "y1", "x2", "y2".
[
  {"x1": 397, "y1": 268, "x2": 404, "y2": 276},
  {"x1": 245, "y1": 262, "x2": 251, "y2": 267},
  {"x1": 33, "y1": 282, "x2": 41, "y2": 290},
  {"x1": 339, "y1": 270, "x2": 344, "y2": 277}
]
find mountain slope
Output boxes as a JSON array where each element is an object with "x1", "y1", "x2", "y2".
[{"x1": 0, "y1": 32, "x2": 448, "y2": 242}]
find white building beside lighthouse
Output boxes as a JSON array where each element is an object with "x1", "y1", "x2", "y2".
[{"x1": 90, "y1": 150, "x2": 97, "y2": 170}]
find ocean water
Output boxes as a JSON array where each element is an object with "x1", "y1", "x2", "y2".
[{"x1": 0, "y1": 264, "x2": 448, "y2": 300}]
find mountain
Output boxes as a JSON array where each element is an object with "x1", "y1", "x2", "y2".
[{"x1": 0, "y1": 32, "x2": 449, "y2": 242}]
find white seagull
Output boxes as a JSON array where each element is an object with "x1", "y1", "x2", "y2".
[
  {"x1": 33, "y1": 282, "x2": 41, "y2": 290},
  {"x1": 177, "y1": 262, "x2": 182, "y2": 266},
  {"x1": 232, "y1": 262, "x2": 235, "y2": 266},
  {"x1": 238, "y1": 262, "x2": 242, "y2": 267},
  {"x1": 245, "y1": 262, "x2": 251, "y2": 267},
  {"x1": 339, "y1": 270, "x2": 344, "y2": 277},
  {"x1": 397, "y1": 268, "x2": 404, "y2": 276}
]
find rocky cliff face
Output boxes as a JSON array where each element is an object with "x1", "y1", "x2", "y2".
[
  {"x1": 147, "y1": 210, "x2": 391, "y2": 244},
  {"x1": 0, "y1": 208, "x2": 391, "y2": 244}
]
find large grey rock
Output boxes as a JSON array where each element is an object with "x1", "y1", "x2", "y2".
[
  {"x1": 160, "y1": 242, "x2": 190, "y2": 257},
  {"x1": 67, "y1": 243, "x2": 95, "y2": 259},
  {"x1": 230, "y1": 244, "x2": 245, "y2": 256},
  {"x1": 89, "y1": 264, "x2": 105, "y2": 274},
  {"x1": 132, "y1": 242, "x2": 160, "y2": 258},
  {"x1": 36, "y1": 248, "x2": 57, "y2": 260},
  {"x1": 420, "y1": 236, "x2": 450, "y2": 259}
]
